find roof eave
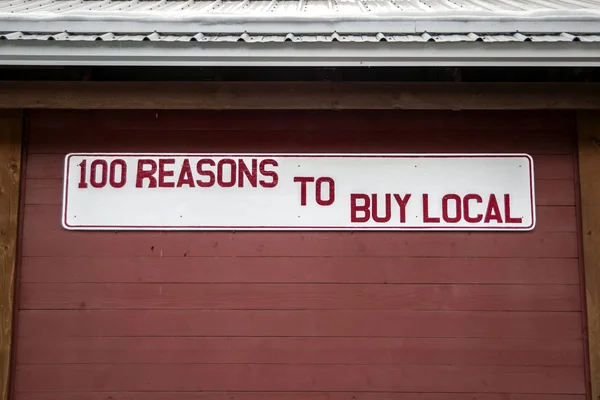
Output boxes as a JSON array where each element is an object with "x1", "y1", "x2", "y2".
[
  {"x1": 2, "y1": 14, "x2": 600, "y2": 34},
  {"x1": 1, "y1": 40, "x2": 600, "y2": 67}
]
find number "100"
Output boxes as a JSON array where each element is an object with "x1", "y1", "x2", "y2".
[{"x1": 78, "y1": 159, "x2": 127, "y2": 188}]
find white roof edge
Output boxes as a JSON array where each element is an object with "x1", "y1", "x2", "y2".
[
  {"x1": 2, "y1": 0, "x2": 600, "y2": 35},
  {"x1": 3, "y1": 18, "x2": 600, "y2": 34},
  {"x1": 1, "y1": 40, "x2": 599, "y2": 67},
  {"x1": 2, "y1": 9, "x2": 600, "y2": 21}
]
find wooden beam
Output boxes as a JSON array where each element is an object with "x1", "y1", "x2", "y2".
[
  {"x1": 0, "y1": 110, "x2": 21, "y2": 400},
  {"x1": 578, "y1": 111, "x2": 600, "y2": 400},
  {"x1": 1, "y1": 81, "x2": 600, "y2": 110}
]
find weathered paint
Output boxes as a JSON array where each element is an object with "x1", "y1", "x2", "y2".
[{"x1": 14, "y1": 110, "x2": 588, "y2": 399}]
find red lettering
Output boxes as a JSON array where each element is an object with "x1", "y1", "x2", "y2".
[
  {"x1": 504, "y1": 194, "x2": 523, "y2": 223},
  {"x1": 372, "y1": 193, "x2": 391, "y2": 223},
  {"x1": 176, "y1": 159, "x2": 195, "y2": 188},
  {"x1": 217, "y1": 159, "x2": 236, "y2": 188},
  {"x1": 316, "y1": 177, "x2": 335, "y2": 206},
  {"x1": 422, "y1": 194, "x2": 440, "y2": 223},
  {"x1": 78, "y1": 159, "x2": 88, "y2": 188},
  {"x1": 484, "y1": 194, "x2": 503, "y2": 223},
  {"x1": 109, "y1": 159, "x2": 127, "y2": 188},
  {"x1": 351, "y1": 194, "x2": 370, "y2": 223},
  {"x1": 90, "y1": 159, "x2": 108, "y2": 188},
  {"x1": 294, "y1": 177, "x2": 315, "y2": 206},
  {"x1": 442, "y1": 194, "x2": 462, "y2": 223},
  {"x1": 238, "y1": 159, "x2": 258, "y2": 188},
  {"x1": 136, "y1": 159, "x2": 157, "y2": 188},
  {"x1": 393, "y1": 194, "x2": 411, "y2": 223},
  {"x1": 158, "y1": 159, "x2": 176, "y2": 188},
  {"x1": 196, "y1": 159, "x2": 215, "y2": 187},
  {"x1": 463, "y1": 194, "x2": 483, "y2": 223},
  {"x1": 259, "y1": 159, "x2": 279, "y2": 188}
]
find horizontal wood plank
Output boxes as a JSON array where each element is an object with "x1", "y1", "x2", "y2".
[
  {"x1": 12, "y1": 393, "x2": 589, "y2": 400},
  {"x1": 19, "y1": 256, "x2": 581, "y2": 284},
  {"x1": 533, "y1": 154, "x2": 575, "y2": 180},
  {"x1": 27, "y1": 129, "x2": 573, "y2": 155},
  {"x1": 3, "y1": 81, "x2": 600, "y2": 110},
  {"x1": 28, "y1": 110, "x2": 574, "y2": 131},
  {"x1": 16, "y1": 336, "x2": 584, "y2": 366},
  {"x1": 534, "y1": 206, "x2": 577, "y2": 232},
  {"x1": 536, "y1": 180, "x2": 576, "y2": 206},
  {"x1": 14, "y1": 364, "x2": 586, "y2": 393},
  {"x1": 19, "y1": 283, "x2": 581, "y2": 311},
  {"x1": 21, "y1": 229, "x2": 578, "y2": 258},
  {"x1": 19, "y1": 204, "x2": 577, "y2": 232},
  {"x1": 17, "y1": 310, "x2": 583, "y2": 338},
  {"x1": 23, "y1": 179, "x2": 58, "y2": 205}
]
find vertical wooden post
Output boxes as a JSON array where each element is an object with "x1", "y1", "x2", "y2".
[
  {"x1": 578, "y1": 111, "x2": 600, "y2": 400},
  {"x1": 0, "y1": 110, "x2": 21, "y2": 400}
]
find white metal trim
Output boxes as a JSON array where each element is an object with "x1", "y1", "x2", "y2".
[
  {"x1": 1, "y1": 40, "x2": 600, "y2": 66},
  {"x1": 2, "y1": 18, "x2": 600, "y2": 34}
]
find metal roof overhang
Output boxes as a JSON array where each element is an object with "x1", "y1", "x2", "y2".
[
  {"x1": 1, "y1": 0, "x2": 600, "y2": 67},
  {"x1": 2, "y1": 13, "x2": 600, "y2": 34},
  {"x1": 2, "y1": 40, "x2": 600, "y2": 67}
]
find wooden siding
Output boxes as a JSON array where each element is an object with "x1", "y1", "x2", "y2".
[
  {"x1": 1, "y1": 82, "x2": 600, "y2": 110},
  {"x1": 14, "y1": 110, "x2": 588, "y2": 399}
]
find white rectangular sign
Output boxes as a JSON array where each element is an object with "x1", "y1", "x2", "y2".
[{"x1": 62, "y1": 153, "x2": 535, "y2": 231}]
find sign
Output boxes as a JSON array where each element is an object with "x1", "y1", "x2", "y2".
[{"x1": 62, "y1": 153, "x2": 535, "y2": 231}]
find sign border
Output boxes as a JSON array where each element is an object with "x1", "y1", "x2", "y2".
[{"x1": 62, "y1": 153, "x2": 536, "y2": 232}]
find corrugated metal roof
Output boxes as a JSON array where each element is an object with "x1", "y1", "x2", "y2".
[
  {"x1": 2, "y1": 0, "x2": 600, "y2": 36},
  {"x1": 1, "y1": 0, "x2": 600, "y2": 66},
  {"x1": 1, "y1": 0, "x2": 600, "y2": 16},
  {"x1": 2, "y1": 31, "x2": 600, "y2": 42}
]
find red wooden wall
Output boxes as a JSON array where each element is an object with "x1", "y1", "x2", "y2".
[{"x1": 14, "y1": 110, "x2": 587, "y2": 399}]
